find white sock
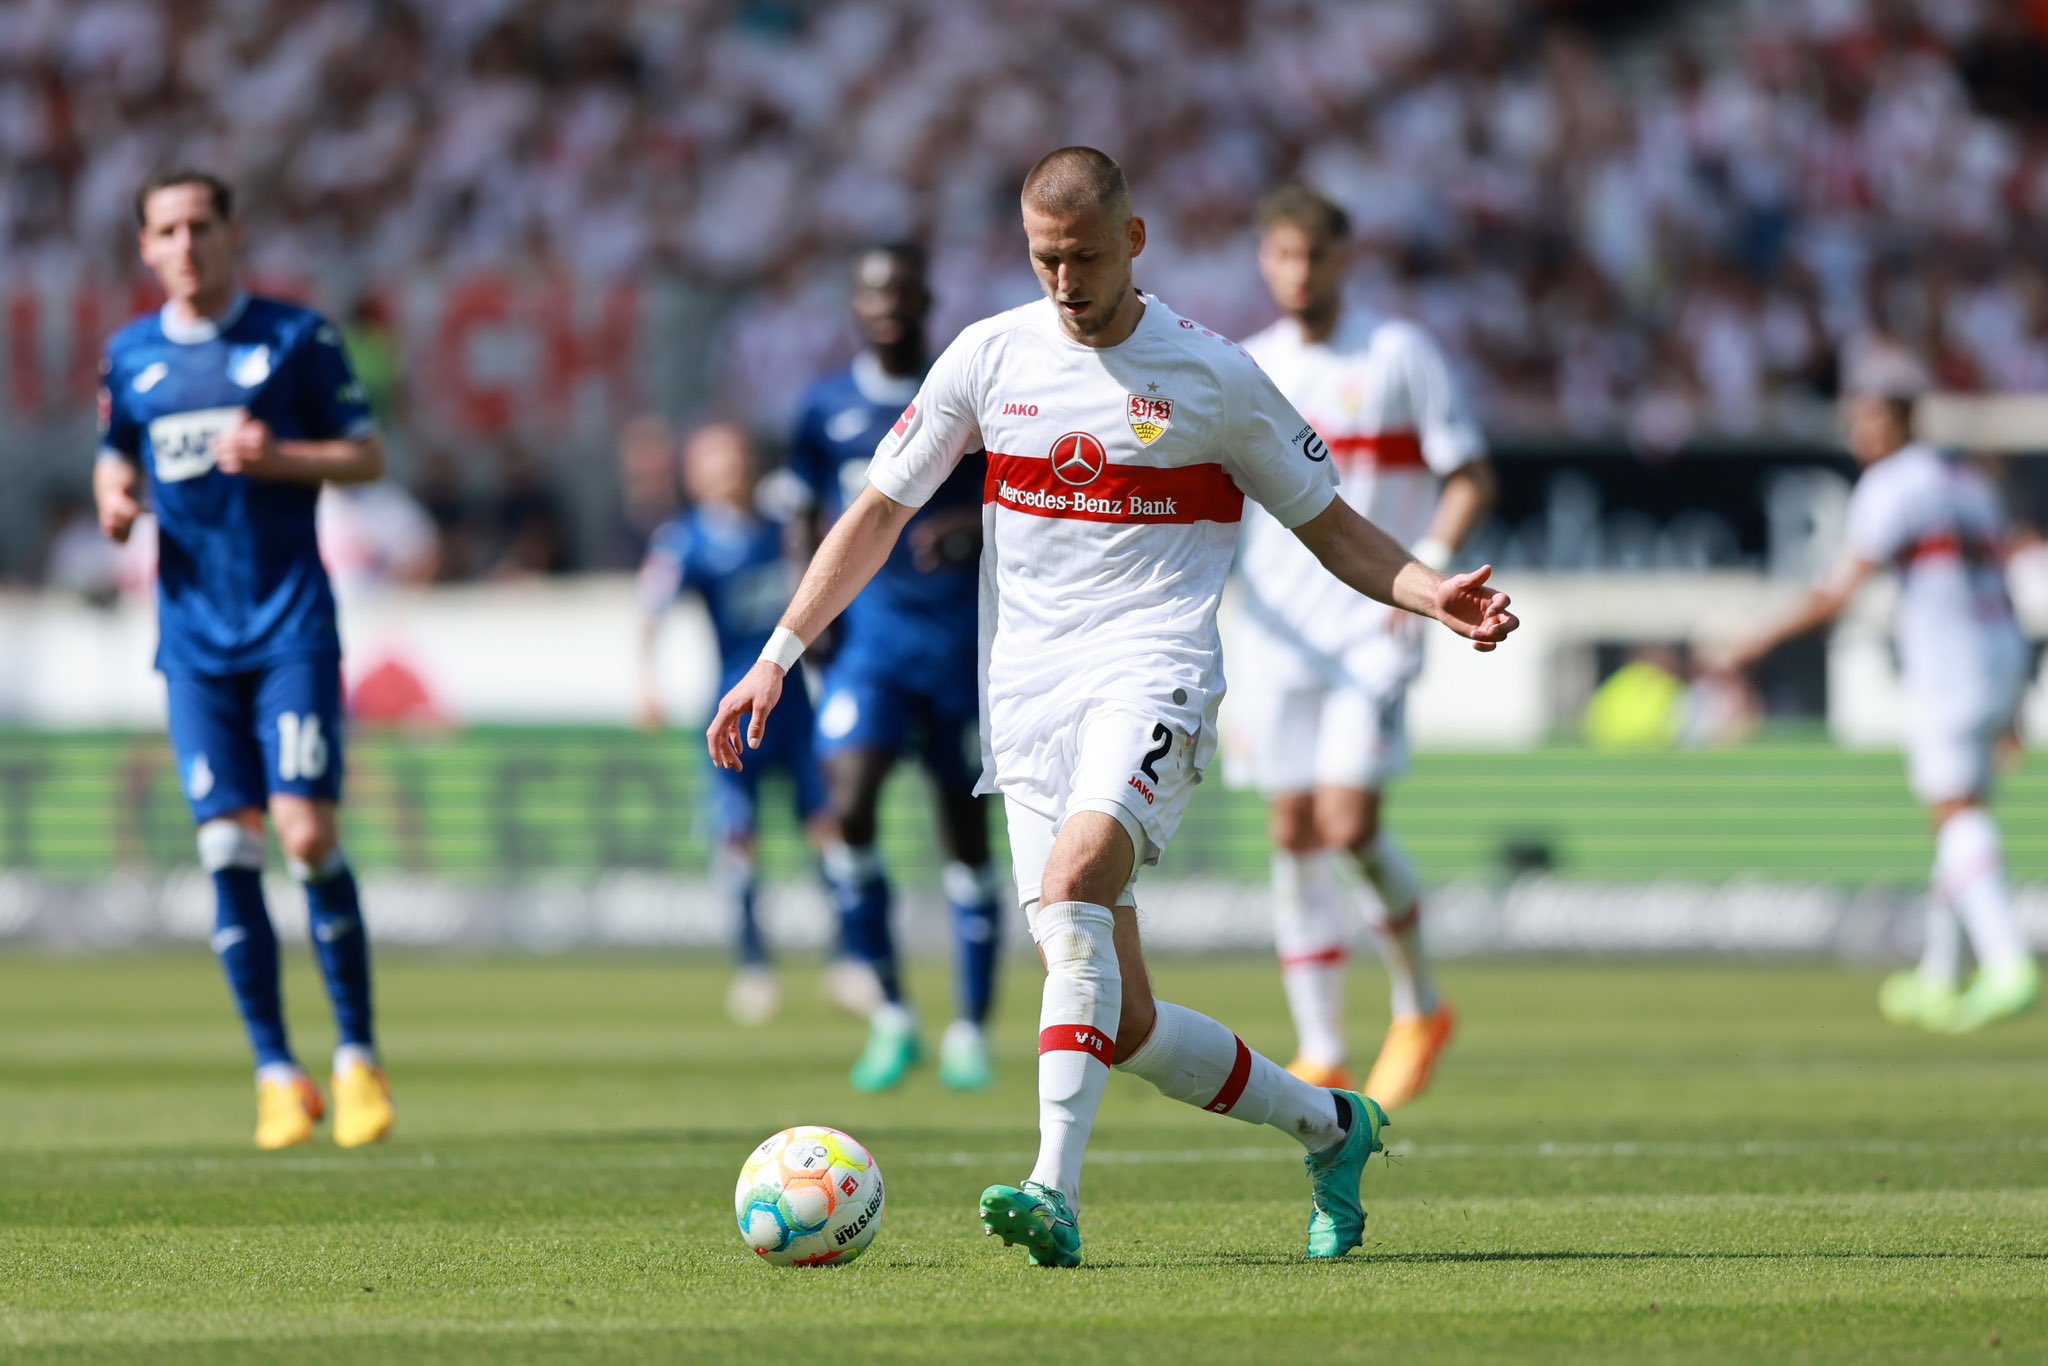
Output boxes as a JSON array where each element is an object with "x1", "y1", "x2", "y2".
[
  {"x1": 1116, "y1": 1000, "x2": 1345, "y2": 1153},
  {"x1": 1938, "y1": 808, "x2": 2027, "y2": 971},
  {"x1": 1918, "y1": 865, "x2": 1963, "y2": 990},
  {"x1": 1025, "y1": 901, "x2": 1121, "y2": 1210},
  {"x1": 1272, "y1": 850, "x2": 1348, "y2": 1067},
  {"x1": 1355, "y1": 832, "x2": 1438, "y2": 1017},
  {"x1": 256, "y1": 1061, "x2": 303, "y2": 1087},
  {"x1": 334, "y1": 1043, "x2": 377, "y2": 1073}
]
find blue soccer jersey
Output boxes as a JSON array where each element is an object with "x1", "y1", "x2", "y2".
[
  {"x1": 639, "y1": 505, "x2": 798, "y2": 695},
  {"x1": 98, "y1": 293, "x2": 374, "y2": 676},
  {"x1": 787, "y1": 353, "x2": 982, "y2": 678}
]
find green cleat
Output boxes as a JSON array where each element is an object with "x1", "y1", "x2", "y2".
[
  {"x1": 937, "y1": 1021, "x2": 994, "y2": 1092},
  {"x1": 1304, "y1": 1090, "x2": 1390, "y2": 1259},
  {"x1": 979, "y1": 1181, "x2": 1081, "y2": 1268},
  {"x1": 849, "y1": 1012, "x2": 922, "y2": 1093},
  {"x1": 1878, "y1": 970, "x2": 1960, "y2": 1030},
  {"x1": 1945, "y1": 959, "x2": 2040, "y2": 1034}
]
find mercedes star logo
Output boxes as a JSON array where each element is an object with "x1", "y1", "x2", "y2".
[{"x1": 1049, "y1": 431, "x2": 1107, "y2": 487}]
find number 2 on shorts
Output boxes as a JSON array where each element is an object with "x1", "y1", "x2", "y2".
[{"x1": 1139, "y1": 722, "x2": 1172, "y2": 783}]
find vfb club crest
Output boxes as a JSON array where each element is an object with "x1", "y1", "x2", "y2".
[{"x1": 1127, "y1": 393, "x2": 1174, "y2": 446}]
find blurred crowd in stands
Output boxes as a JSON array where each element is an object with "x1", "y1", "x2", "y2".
[{"x1": 7, "y1": 0, "x2": 2048, "y2": 586}]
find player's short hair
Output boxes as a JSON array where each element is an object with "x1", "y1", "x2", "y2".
[
  {"x1": 1258, "y1": 182, "x2": 1349, "y2": 243},
  {"x1": 135, "y1": 169, "x2": 234, "y2": 227},
  {"x1": 1020, "y1": 146, "x2": 1131, "y2": 221}
]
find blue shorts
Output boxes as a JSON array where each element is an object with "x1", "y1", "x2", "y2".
[
  {"x1": 814, "y1": 658, "x2": 980, "y2": 791},
  {"x1": 709, "y1": 680, "x2": 829, "y2": 842},
  {"x1": 164, "y1": 656, "x2": 347, "y2": 823}
]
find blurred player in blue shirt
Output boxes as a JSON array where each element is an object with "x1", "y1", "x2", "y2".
[
  {"x1": 639, "y1": 422, "x2": 860, "y2": 1025},
  {"x1": 93, "y1": 170, "x2": 394, "y2": 1151},
  {"x1": 787, "y1": 244, "x2": 1002, "y2": 1092}
]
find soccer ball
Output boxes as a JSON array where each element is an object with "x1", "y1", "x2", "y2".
[{"x1": 733, "y1": 1126, "x2": 886, "y2": 1267}]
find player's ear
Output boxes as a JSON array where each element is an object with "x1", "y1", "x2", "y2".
[{"x1": 1127, "y1": 215, "x2": 1146, "y2": 261}]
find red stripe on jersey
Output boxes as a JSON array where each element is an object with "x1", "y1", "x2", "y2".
[
  {"x1": 1902, "y1": 532, "x2": 1962, "y2": 564},
  {"x1": 984, "y1": 451, "x2": 1245, "y2": 524},
  {"x1": 1203, "y1": 1036, "x2": 1254, "y2": 1114},
  {"x1": 1039, "y1": 1024, "x2": 1115, "y2": 1068},
  {"x1": 1326, "y1": 431, "x2": 1425, "y2": 470},
  {"x1": 1280, "y1": 946, "x2": 1348, "y2": 970}
]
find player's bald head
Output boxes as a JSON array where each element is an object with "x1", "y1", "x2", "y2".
[{"x1": 1020, "y1": 147, "x2": 1132, "y2": 224}]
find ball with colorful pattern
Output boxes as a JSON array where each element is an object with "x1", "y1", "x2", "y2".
[{"x1": 734, "y1": 1126, "x2": 886, "y2": 1267}]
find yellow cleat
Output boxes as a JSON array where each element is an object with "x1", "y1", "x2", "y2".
[
  {"x1": 1362, "y1": 1004, "x2": 1457, "y2": 1110},
  {"x1": 331, "y1": 1063, "x2": 395, "y2": 1149},
  {"x1": 256, "y1": 1074, "x2": 324, "y2": 1151},
  {"x1": 1285, "y1": 1057, "x2": 1356, "y2": 1091}
]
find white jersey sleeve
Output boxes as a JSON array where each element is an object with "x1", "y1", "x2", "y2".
[
  {"x1": 1384, "y1": 321, "x2": 1485, "y2": 475},
  {"x1": 1219, "y1": 359, "x2": 1338, "y2": 530},
  {"x1": 1845, "y1": 464, "x2": 1910, "y2": 565},
  {"x1": 865, "y1": 326, "x2": 986, "y2": 508}
]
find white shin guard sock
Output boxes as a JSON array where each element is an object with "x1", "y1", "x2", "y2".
[
  {"x1": 1919, "y1": 864, "x2": 1963, "y2": 990},
  {"x1": 1117, "y1": 1000, "x2": 1345, "y2": 1153},
  {"x1": 1272, "y1": 850, "x2": 1347, "y2": 1067},
  {"x1": 1026, "y1": 901, "x2": 1122, "y2": 1209},
  {"x1": 1938, "y1": 808, "x2": 2026, "y2": 971},
  {"x1": 1356, "y1": 832, "x2": 1438, "y2": 1017}
]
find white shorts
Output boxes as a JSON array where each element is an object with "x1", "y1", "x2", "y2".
[
  {"x1": 1001, "y1": 701, "x2": 1205, "y2": 912},
  {"x1": 1226, "y1": 678, "x2": 1409, "y2": 797},
  {"x1": 1903, "y1": 647, "x2": 2027, "y2": 805}
]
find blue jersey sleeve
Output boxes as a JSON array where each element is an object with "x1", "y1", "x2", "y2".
[
  {"x1": 785, "y1": 396, "x2": 832, "y2": 512},
  {"x1": 96, "y1": 351, "x2": 141, "y2": 463},
  {"x1": 283, "y1": 317, "x2": 376, "y2": 440},
  {"x1": 637, "y1": 521, "x2": 696, "y2": 614}
]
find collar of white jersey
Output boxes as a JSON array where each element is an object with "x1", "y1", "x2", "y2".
[
  {"x1": 160, "y1": 291, "x2": 251, "y2": 345},
  {"x1": 1042, "y1": 291, "x2": 1167, "y2": 351},
  {"x1": 851, "y1": 351, "x2": 922, "y2": 406}
]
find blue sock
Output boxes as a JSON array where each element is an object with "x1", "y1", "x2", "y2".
[
  {"x1": 299, "y1": 853, "x2": 375, "y2": 1051},
  {"x1": 826, "y1": 844, "x2": 901, "y2": 1004},
  {"x1": 211, "y1": 867, "x2": 294, "y2": 1069},
  {"x1": 719, "y1": 847, "x2": 769, "y2": 967},
  {"x1": 946, "y1": 862, "x2": 1001, "y2": 1027}
]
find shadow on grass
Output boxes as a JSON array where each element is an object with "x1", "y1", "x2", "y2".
[{"x1": 1197, "y1": 1249, "x2": 2048, "y2": 1267}]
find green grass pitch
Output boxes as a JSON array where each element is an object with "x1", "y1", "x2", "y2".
[{"x1": 3, "y1": 953, "x2": 2044, "y2": 1363}]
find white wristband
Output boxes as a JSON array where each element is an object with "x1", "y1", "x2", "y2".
[
  {"x1": 1413, "y1": 538, "x2": 1454, "y2": 572},
  {"x1": 759, "y1": 626, "x2": 805, "y2": 672}
]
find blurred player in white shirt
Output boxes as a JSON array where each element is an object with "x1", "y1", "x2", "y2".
[
  {"x1": 1231, "y1": 184, "x2": 1496, "y2": 1108},
  {"x1": 709, "y1": 147, "x2": 1519, "y2": 1267},
  {"x1": 1729, "y1": 357, "x2": 2037, "y2": 1031}
]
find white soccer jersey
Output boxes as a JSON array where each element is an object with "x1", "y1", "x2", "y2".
[
  {"x1": 865, "y1": 295, "x2": 1336, "y2": 811},
  {"x1": 1846, "y1": 443, "x2": 2027, "y2": 727},
  {"x1": 1235, "y1": 312, "x2": 1484, "y2": 694}
]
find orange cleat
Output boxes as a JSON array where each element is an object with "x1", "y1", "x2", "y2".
[
  {"x1": 256, "y1": 1073, "x2": 325, "y2": 1150},
  {"x1": 1362, "y1": 1004, "x2": 1456, "y2": 1110},
  {"x1": 1285, "y1": 1057, "x2": 1357, "y2": 1091}
]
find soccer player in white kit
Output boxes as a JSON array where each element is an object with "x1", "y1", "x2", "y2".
[
  {"x1": 1231, "y1": 183, "x2": 1497, "y2": 1108},
  {"x1": 1729, "y1": 363, "x2": 2037, "y2": 1032},
  {"x1": 709, "y1": 147, "x2": 1520, "y2": 1266}
]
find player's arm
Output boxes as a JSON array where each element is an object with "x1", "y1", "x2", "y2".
[
  {"x1": 215, "y1": 421, "x2": 387, "y2": 485},
  {"x1": 636, "y1": 540, "x2": 687, "y2": 731},
  {"x1": 94, "y1": 356, "x2": 145, "y2": 542},
  {"x1": 93, "y1": 452, "x2": 145, "y2": 544},
  {"x1": 1291, "y1": 498, "x2": 1518, "y2": 651},
  {"x1": 1417, "y1": 459, "x2": 1496, "y2": 568},
  {"x1": 706, "y1": 486, "x2": 917, "y2": 769},
  {"x1": 1724, "y1": 557, "x2": 1876, "y2": 670},
  {"x1": 1405, "y1": 323, "x2": 1494, "y2": 569}
]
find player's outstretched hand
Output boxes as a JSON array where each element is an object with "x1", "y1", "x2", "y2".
[
  {"x1": 214, "y1": 412, "x2": 277, "y2": 476},
  {"x1": 98, "y1": 486, "x2": 141, "y2": 543},
  {"x1": 706, "y1": 661, "x2": 786, "y2": 771},
  {"x1": 1432, "y1": 564, "x2": 1520, "y2": 652}
]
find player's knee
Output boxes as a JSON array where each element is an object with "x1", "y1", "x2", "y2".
[
  {"x1": 1320, "y1": 804, "x2": 1379, "y2": 854},
  {"x1": 275, "y1": 817, "x2": 340, "y2": 878},
  {"x1": 196, "y1": 818, "x2": 265, "y2": 873},
  {"x1": 1270, "y1": 802, "x2": 1320, "y2": 854}
]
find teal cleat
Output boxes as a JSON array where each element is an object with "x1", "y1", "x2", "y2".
[
  {"x1": 1878, "y1": 970, "x2": 1960, "y2": 1030},
  {"x1": 1304, "y1": 1090, "x2": 1390, "y2": 1259},
  {"x1": 1945, "y1": 958, "x2": 2040, "y2": 1034},
  {"x1": 849, "y1": 1013, "x2": 922, "y2": 1093},
  {"x1": 937, "y1": 1021, "x2": 994, "y2": 1092},
  {"x1": 979, "y1": 1181, "x2": 1081, "y2": 1268}
]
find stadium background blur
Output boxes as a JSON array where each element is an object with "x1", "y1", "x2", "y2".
[{"x1": 2, "y1": 0, "x2": 2045, "y2": 956}]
